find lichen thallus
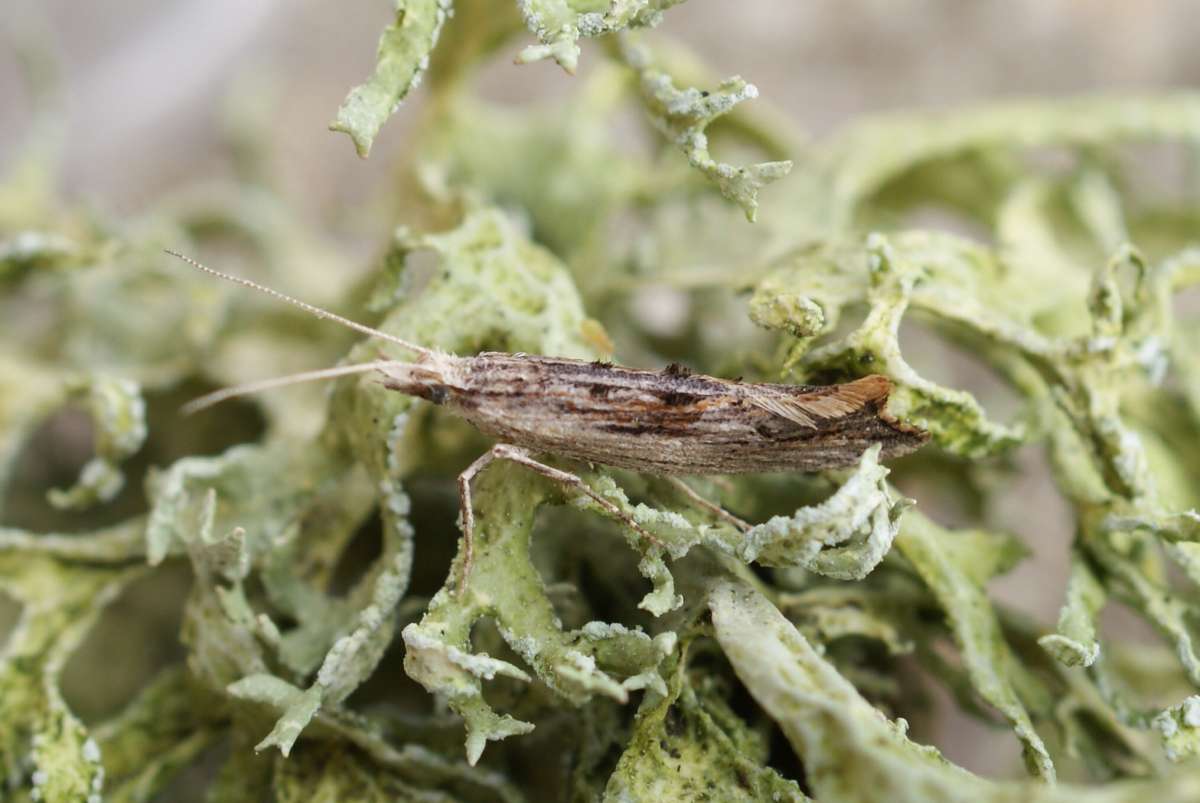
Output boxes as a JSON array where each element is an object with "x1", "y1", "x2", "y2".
[{"x1": 166, "y1": 249, "x2": 927, "y2": 592}]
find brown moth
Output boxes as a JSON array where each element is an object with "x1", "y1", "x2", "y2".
[{"x1": 167, "y1": 250, "x2": 927, "y2": 589}]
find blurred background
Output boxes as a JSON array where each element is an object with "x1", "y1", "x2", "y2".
[
  {"x1": 4, "y1": 0, "x2": 1200, "y2": 785},
  {"x1": 6, "y1": 1, "x2": 1200, "y2": 224}
]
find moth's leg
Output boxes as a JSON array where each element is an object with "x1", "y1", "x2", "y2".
[
  {"x1": 456, "y1": 447, "x2": 501, "y2": 595},
  {"x1": 666, "y1": 476, "x2": 751, "y2": 533},
  {"x1": 495, "y1": 445, "x2": 666, "y2": 551},
  {"x1": 456, "y1": 444, "x2": 665, "y2": 595}
]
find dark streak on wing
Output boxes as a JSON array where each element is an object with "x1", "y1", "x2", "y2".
[{"x1": 660, "y1": 389, "x2": 701, "y2": 406}]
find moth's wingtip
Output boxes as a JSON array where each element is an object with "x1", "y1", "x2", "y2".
[
  {"x1": 878, "y1": 418, "x2": 930, "y2": 461},
  {"x1": 844, "y1": 373, "x2": 893, "y2": 401},
  {"x1": 858, "y1": 374, "x2": 930, "y2": 449},
  {"x1": 900, "y1": 423, "x2": 932, "y2": 448}
]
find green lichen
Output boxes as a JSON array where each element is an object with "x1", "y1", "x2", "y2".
[
  {"x1": 708, "y1": 569, "x2": 1200, "y2": 803},
  {"x1": 515, "y1": 0, "x2": 684, "y2": 73},
  {"x1": 331, "y1": 0, "x2": 454, "y2": 157},
  {"x1": 1038, "y1": 555, "x2": 1105, "y2": 668},
  {"x1": 605, "y1": 617, "x2": 808, "y2": 802},
  {"x1": 333, "y1": 0, "x2": 692, "y2": 155},
  {"x1": 5, "y1": 6, "x2": 1200, "y2": 802},
  {"x1": 896, "y1": 511, "x2": 1055, "y2": 781},
  {"x1": 1153, "y1": 696, "x2": 1200, "y2": 762},
  {"x1": 617, "y1": 38, "x2": 793, "y2": 221},
  {"x1": 46, "y1": 376, "x2": 146, "y2": 511}
]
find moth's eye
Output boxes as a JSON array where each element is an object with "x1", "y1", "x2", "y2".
[{"x1": 427, "y1": 385, "x2": 449, "y2": 405}]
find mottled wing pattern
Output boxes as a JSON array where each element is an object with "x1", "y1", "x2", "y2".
[{"x1": 433, "y1": 354, "x2": 926, "y2": 474}]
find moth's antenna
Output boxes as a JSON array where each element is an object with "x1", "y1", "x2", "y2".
[
  {"x1": 164, "y1": 249, "x2": 431, "y2": 357},
  {"x1": 181, "y1": 360, "x2": 405, "y2": 415}
]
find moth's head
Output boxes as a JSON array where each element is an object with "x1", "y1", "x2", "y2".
[{"x1": 378, "y1": 352, "x2": 462, "y2": 405}]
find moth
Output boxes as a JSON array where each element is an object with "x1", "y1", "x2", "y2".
[{"x1": 167, "y1": 250, "x2": 927, "y2": 589}]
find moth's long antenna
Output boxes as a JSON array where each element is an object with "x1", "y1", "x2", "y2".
[
  {"x1": 164, "y1": 249, "x2": 431, "y2": 357},
  {"x1": 181, "y1": 360, "x2": 405, "y2": 415}
]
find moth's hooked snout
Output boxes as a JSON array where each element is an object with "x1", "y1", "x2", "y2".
[{"x1": 377, "y1": 358, "x2": 455, "y2": 406}]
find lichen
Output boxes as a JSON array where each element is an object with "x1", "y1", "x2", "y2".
[
  {"x1": 514, "y1": 0, "x2": 684, "y2": 74},
  {"x1": 4, "y1": 6, "x2": 1200, "y2": 802},
  {"x1": 331, "y1": 0, "x2": 455, "y2": 157},
  {"x1": 708, "y1": 569, "x2": 1200, "y2": 802},
  {"x1": 616, "y1": 37, "x2": 793, "y2": 221}
]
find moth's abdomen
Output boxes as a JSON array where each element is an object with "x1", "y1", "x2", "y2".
[{"x1": 446, "y1": 354, "x2": 926, "y2": 474}]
